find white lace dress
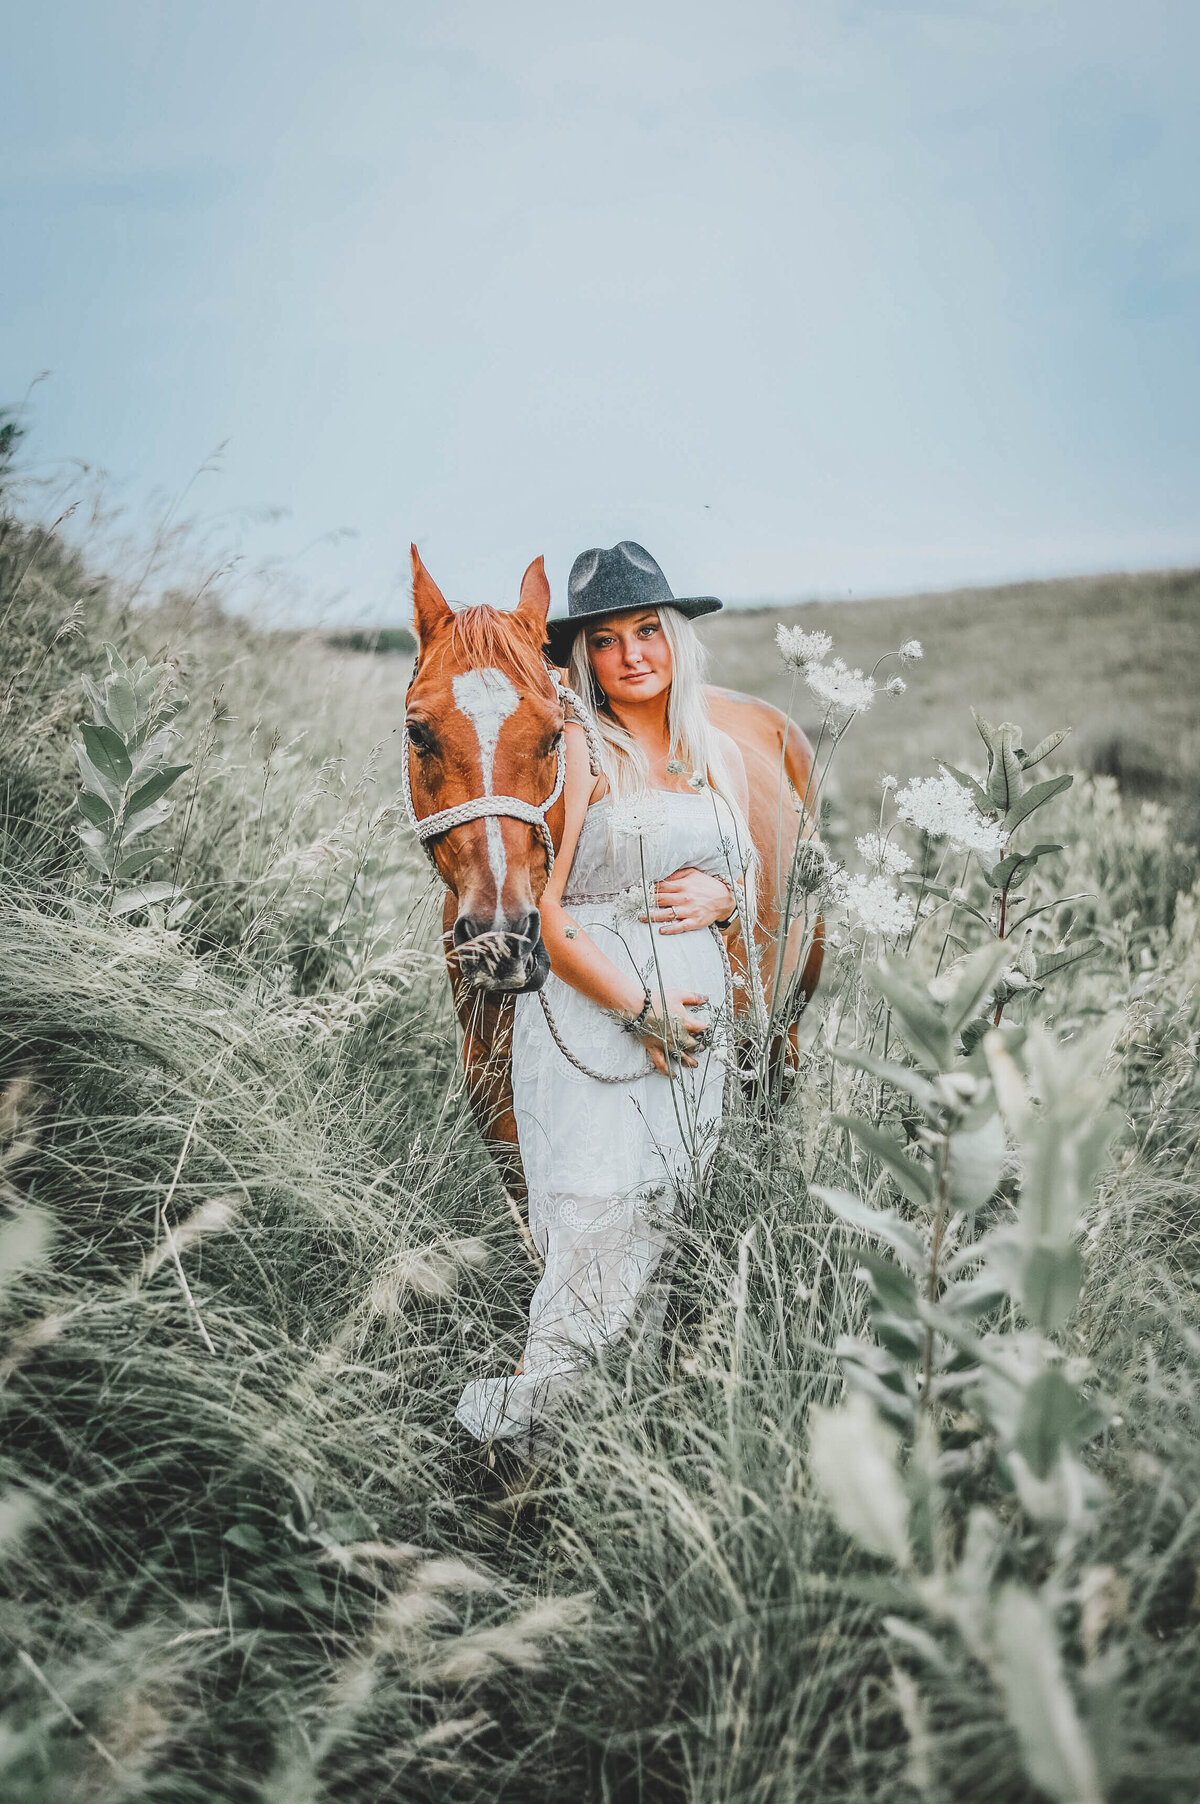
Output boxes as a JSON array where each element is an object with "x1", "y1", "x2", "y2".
[{"x1": 455, "y1": 788, "x2": 739, "y2": 1449}]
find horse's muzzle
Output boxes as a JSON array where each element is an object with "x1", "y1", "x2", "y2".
[{"x1": 453, "y1": 913, "x2": 550, "y2": 993}]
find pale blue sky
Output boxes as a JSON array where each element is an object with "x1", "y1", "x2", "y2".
[{"x1": 3, "y1": 1, "x2": 1198, "y2": 623}]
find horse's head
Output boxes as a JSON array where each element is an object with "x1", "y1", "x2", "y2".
[{"x1": 406, "y1": 546, "x2": 562, "y2": 993}]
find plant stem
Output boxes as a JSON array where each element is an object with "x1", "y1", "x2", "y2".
[{"x1": 920, "y1": 1133, "x2": 952, "y2": 1418}]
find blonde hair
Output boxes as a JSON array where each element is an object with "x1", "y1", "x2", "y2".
[{"x1": 567, "y1": 607, "x2": 759, "y2": 922}]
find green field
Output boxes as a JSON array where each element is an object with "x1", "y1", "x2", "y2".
[
  {"x1": 701, "y1": 566, "x2": 1200, "y2": 834},
  {"x1": 3, "y1": 490, "x2": 1200, "y2": 1803}
]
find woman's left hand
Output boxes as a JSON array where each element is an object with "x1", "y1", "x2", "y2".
[{"x1": 643, "y1": 867, "x2": 736, "y2": 934}]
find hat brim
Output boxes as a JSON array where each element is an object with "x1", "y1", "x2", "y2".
[{"x1": 543, "y1": 596, "x2": 722, "y2": 666}]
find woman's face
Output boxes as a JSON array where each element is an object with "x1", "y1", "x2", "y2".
[{"x1": 585, "y1": 608, "x2": 673, "y2": 706}]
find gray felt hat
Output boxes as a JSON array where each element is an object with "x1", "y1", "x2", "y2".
[{"x1": 544, "y1": 540, "x2": 722, "y2": 665}]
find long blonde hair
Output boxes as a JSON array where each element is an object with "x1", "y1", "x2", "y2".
[{"x1": 567, "y1": 607, "x2": 759, "y2": 919}]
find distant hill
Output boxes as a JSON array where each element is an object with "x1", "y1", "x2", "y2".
[
  {"x1": 699, "y1": 566, "x2": 1200, "y2": 831},
  {"x1": 325, "y1": 567, "x2": 1200, "y2": 833}
]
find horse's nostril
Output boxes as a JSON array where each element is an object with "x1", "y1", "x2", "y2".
[
  {"x1": 453, "y1": 913, "x2": 485, "y2": 948},
  {"x1": 514, "y1": 909, "x2": 540, "y2": 948}
]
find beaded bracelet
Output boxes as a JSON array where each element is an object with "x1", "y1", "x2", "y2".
[{"x1": 622, "y1": 986, "x2": 654, "y2": 1035}]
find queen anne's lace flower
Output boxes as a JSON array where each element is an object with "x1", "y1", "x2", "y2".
[
  {"x1": 776, "y1": 624, "x2": 833, "y2": 670},
  {"x1": 856, "y1": 833, "x2": 913, "y2": 877},
  {"x1": 833, "y1": 870, "x2": 916, "y2": 938},
  {"x1": 806, "y1": 658, "x2": 876, "y2": 720},
  {"x1": 894, "y1": 772, "x2": 1005, "y2": 860},
  {"x1": 886, "y1": 675, "x2": 907, "y2": 696},
  {"x1": 608, "y1": 791, "x2": 668, "y2": 838},
  {"x1": 899, "y1": 639, "x2": 923, "y2": 663}
]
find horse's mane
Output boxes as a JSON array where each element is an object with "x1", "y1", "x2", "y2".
[{"x1": 449, "y1": 605, "x2": 552, "y2": 696}]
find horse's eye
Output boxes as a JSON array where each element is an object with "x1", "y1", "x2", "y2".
[{"x1": 406, "y1": 719, "x2": 434, "y2": 754}]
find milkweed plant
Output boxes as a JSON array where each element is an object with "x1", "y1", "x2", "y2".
[
  {"x1": 72, "y1": 642, "x2": 191, "y2": 917},
  {"x1": 770, "y1": 621, "x2": 1124, "y2": 1803}
]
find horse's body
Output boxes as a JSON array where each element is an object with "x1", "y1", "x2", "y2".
[{"x1": 404, "y1": 550, "x2": 823, "y2": 1200}]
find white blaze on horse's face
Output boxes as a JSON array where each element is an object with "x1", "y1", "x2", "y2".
[{"x1": 451, "y1": 666, "x2": 520, "y2": 926}]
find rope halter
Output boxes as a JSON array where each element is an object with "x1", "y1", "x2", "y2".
[{"x1": 401, "y1": 670, "x2": 602, "y2": 880}]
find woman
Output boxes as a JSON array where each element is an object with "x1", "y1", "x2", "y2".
[{"x1": 455, "y1": 541, "x2": 755, "y2": 1452}]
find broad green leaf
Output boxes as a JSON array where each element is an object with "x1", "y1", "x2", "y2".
[
  {"x1": 1020, "y1": 1244, "x2": 1083, "y2": 1332},
  {"x1": 74, "y1": 740, "x2": 122, "y2": 809},
  {"x1": 834, "y1": 1049, "x2": 941, "y2": 1119},
  {"x1": 841, "y1": 1357, "x2": 918, "y2": 1426},
  {"x1": 809, "y1": 1393, "x2": 912, "y2": 1567},
  {"x1": 81, "y1": 672, "x2": 109, "y2": 726},
  {"x1": 103, "y1": 676, "x2": 139, "y2": 737},
  {"x1": 939, "y1": 1272, "x2": 1008, "y2": 1317},
  {"x1": 115, "y1": 845, "x2": 159, "y2": 881},
  {"x1": 112, "y1": 881, "x2": 180, "y2": 916},
  {"x1": 971, "y1": 707, "x2": 999, "y2": 763},
  {"x1": 1019, "y1": 727, "x2": 1070, "y2": 770},
  {"x1": 1014, "y1": 1367, "x2": 1092, "y2": 1478},
  {"x1": 130, "y1": 725, "x2": 178, "y2": 778},
  {"x1": 223, "y1": 1522, "x2": 266, "y2": 1554},
  {"x1": 833, "y1": 1115, "x2": 936, "y2": 1207},
  {"x1": 127, "y1": 764, "x2": 189, "y2": 816},
  {"x1": 942, "y1": 939, "x2": 1014, "y2": 1035},
  {"x1": 122, "y1": 796, "x2": 174, "y2": 842},
  {"x1": 1035, "y1": 940, "x2": 1101, "y2": 981},
  {"x1": 947, "y1": 1115, "x2": 1006, "y2": 1210},
  {"x1": 80, "y1": 721, "x2": 132, "y2": 788},
  {"x1": 984, "y1": 844, "x2": 1061, "y2": 891},
  {"x1": 992, "y1": 1586, "x2": 1103, "y2": 1804},
  {"x1": 855, "y1": 1248, "x2": 921, "y2": 1319},
  {"x1": 864, "y1": 965, "x2": 953, "y2": 1073},
  {"x1": 937, "y1": 760, "x2": 991, "y2": 813},
  {"x1": 874, "y1": 1312, "x2": 926, "y2": 1363},
  {"x1": 81, "y1": 840, "x2": 115, "y2": 876},
  {"x1": 811, "y1": 1186, "x2": 925, "y2": 1271},
  {"x1": 986, "y1": 724, "x2": 1024, "y2": 814},
  {"x1": 77, "y1": 791, "x2": 114, "y2": 828},
  {"x1": 1004, "y1": 773, "x2": 1073, "y2": 834}
]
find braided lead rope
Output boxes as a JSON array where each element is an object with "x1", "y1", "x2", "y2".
[{"x1": 554, "y1": 677, "x2": 605, "y2": 777}]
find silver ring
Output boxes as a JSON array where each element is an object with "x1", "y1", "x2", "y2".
[{"x1": 670, "y1": 905, "x2": 678, "y2": 920}]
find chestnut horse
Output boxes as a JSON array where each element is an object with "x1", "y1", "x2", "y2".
[{"x1": 404, "y1": 547, "x2": 824, "y2": 1200}]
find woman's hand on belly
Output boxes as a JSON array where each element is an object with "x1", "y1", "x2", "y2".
[
  {"x1": 633, "y1": 988, "x2": 712, "y2": 1073},
  {"x1": 644, "y1": 867, "x2": 736, "y2": 934}
]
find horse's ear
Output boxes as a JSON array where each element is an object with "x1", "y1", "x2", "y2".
[
  {"x1": 411, "y1": 545, "x2": 452, "y2": 645},
  {"x1": 516, "y1": 555, "x2": 550, "y2": 628}
]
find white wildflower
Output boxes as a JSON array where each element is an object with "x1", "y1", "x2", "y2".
[
  {"x1": 611, "y1": 885, "x2": 647, "y2": 925},
  {"x1": 776, "y1": 624, "x2": 833, "y2": 670},
  {"x1": 894, "y1": 772, "x2": 1005, "y2": 860},
  {"x1": 686, "y1": 771, "x2": 706, "y2": 791},
  {"x1": 806, "y1": 658, "x2": 876, "y2": 721},
  {"x1": 899, "y1": 639, "x2": 923, "y2": 663},
  {"x1": 886, "y1": 675, "x2": 907, "y2": 696},
  {"x1": 856, "y1": 833, "x2": 913, "y2": 878},
  {"x1": 833, "y1": 871, "x2": 916, "y2": 939},
  {"x1": 608, "y1": 791, "x2": 668, "y2": 838},
  {"x1": 880, "y1": 773, "x2": 898, "y2": 792},
  {"x1": 950, "y1": 886, "x2": 969, "y2": 904},
  {"x1": 665, "y1": 759, "x2": 686, "y2": 775}
]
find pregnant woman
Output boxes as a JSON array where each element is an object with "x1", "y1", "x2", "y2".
[{"x1": 455, "y1": 541, "x2": 756, "y2": 1452}]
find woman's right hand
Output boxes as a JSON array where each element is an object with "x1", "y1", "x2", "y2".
[{"x1": 633, "y1": 989, "x2": 711, "y2": 1073}]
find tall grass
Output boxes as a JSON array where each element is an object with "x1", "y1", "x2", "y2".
[{"x1": 1, "y1": 481, "x2": 1198, "y2": 1803}]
